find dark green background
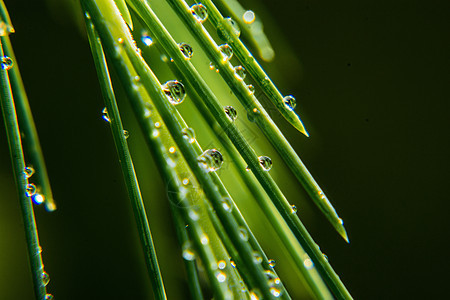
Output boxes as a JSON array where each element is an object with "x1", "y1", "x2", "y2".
[{"x1": 1, "y1": 0, "x2": 449, "y2": 299}]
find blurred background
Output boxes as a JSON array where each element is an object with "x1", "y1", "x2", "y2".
[{"x1": 1, "y1": 0, "x2": 449, "y2": 299}]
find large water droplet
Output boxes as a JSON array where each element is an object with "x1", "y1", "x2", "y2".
[
  {"x1": 224, "y1": 106, "x2": 237, "y2": 121},
  {"x1": 221, "y1": 197, "x2": 233, "y2": 212},
  {"x1": 24, "y1": 166, "x2": 35, "y2": 179},
  {"x1": 182, "y1": 241, "x2": 196, "y2": 261},
  {"x1": 141, "y1": 31, "x2": 154, "y2": 46},
  {"x1": 162, "y1": 80, "x2": 186, "y2": 105},
  {"x1": 102, "y1": 107, "x2": 110, "y2": 122},
  {"x1": 45, "y1": 294, "x2": 54, "y2": 300},
  {"x1": 218, "y1": 44, "x2": 233, "y2": 62},
  {"x1": 283, "y1": 95, "x2": 297, "y2": 110},
  {"x1": 197, "y1": 149, "x2": 223, "y2": 172},
  {"x1": 224, "y1": 18, "x2": 241, "y2": 37},
  {"x1": 233, "y1": 65, "x2": 246, "y2": 80},
  {"x1": 26, "y1": 183, "x2": 36, "y2": 197},
  {"x1": 238, "y1": 226, "x2": 248, "y2": 241},
  {"x1": 216, "y1": 271, "x2": 227, "y2": 283},
  {"x1": 32, "y1": 193, "x2": 45, "y2": 205},
  {"x1": 42, "y1": 271, "x2": 50, "y2": 286},
  {"x1": 182, "y1": 127, "x2": 195, "y2": 143},
  {"x1": 178, "y1": 43, "x2": 193, "y2": 59},
  {"x1": 243, "y1": 10, "x2": 256, "y2": 24},
  {"x1": 190, "y1": 4, "x2": 208, "y2": 23},
  {"x1": 258, "y1": 156, "x2": 272, "y2": 171},
  {"x1": 1, "y1": 56, "x2": 13, "y2": 70}
]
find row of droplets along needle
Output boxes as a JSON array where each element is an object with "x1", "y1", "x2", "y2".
[
  {"x1": 165, "y1": 0, "x2": 349, "y2": 245},
  {"x1": 0, "y1": 3, "x2": 53, "y2": 299},
  {"x1": 126, "y1": 0, "x2": 351, "y2": 298}
]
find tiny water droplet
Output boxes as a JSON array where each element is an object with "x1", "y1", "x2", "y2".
[
  {"x1": 162, "y1": 80, "x2": 186, "y2": 105},
  {"x1": 182, "y1": 178, "x2": 190, "y2": 185},
  {"x1": 84, "y1": 12, "x2": 91, "y2": 19},
  {"x1": 182, "y1": 127, "x2": 195, "y2": 143},
  {"x1": 218, "y1": 260, "x2": 226, "y2": 269},
  {"x1": 268, "y1": 259, "x2": 276, "y2": 268},
  {"x1": 200, "y1": 234, "x2": 209, "y2": 245},
  {"x1": 197, "y1": 149, "x2": 223, "y2": 172},
  {"x1": 224, "y1": 106, "x2": 237, "y2": 121},
  {"x1": 221, "y1": 197, "x2": 233, "y2": 212},
  {"x1": 238, "y1": 227, "x2": 248, "y2": 241},
  {"x1": 323, "y1": 253, "x2": 329, "y2": 261},
  {"x1": 265, "y1": 270, "x2": 283, "y2": 297},
  {"x1": 218, "y1": 44, "x2": 233, "y2": 62},
  {"x1": 253, "y1": 251, "x2": 262, "y2": 264},
  {"x1": 102, "y1": 107, "x2": 110, "y2": 122},
  {"x1": 45, "y1": 294, "x2": 54, "y2": 300},
  {"x1": 250, "y1": 289, "x2": 262, "y2": 300},
  {"x1": 190, "y1": 4, "x2": 208, "y2": 23},
  {"x1": 32, "y1": 193, "x2": 45, "y2": 205},
  {"x1": 182, "y1": 241, "x2": 196, "y2": 261},
  {"x1": 247, "y1": 84, "x2": 255, "y2": 95},
  {"x1": 24, "y1": 166, "x2": 35, "y2": 179},
  {"x1": 42, "y1": 271, "x2": 50, "y2": 286},
  {"x1": 245, "y1": 166, "x2": 251, "y2": 172},
  {"x1": 230, "y1": 260, "x2": 236, "y2": 268},
  {"x1": 258, "y1": 156, "x2": 272, "y2": 171},
  {"x1": 283, "y1": 95, "x2": 297, "y2": 110},
  {"x1": 154, "y1": 122, "x2": 161, "y2": 129},
  {"x1": 290, "y1": 204, "x2": 297, "y2": 214},
  {"x1": 1, "y1": 56, "x2": 13, "y2": 70},
  {"x1": 152, "y1": 129, "x2": 160, "y2": 138},
  {"x1": 338, "y1": 217, "x2": 344, "y2": 225},
  {"x1": 303, "y1": 257, "x2": 314, "y2": 269},
  {"x1": 243, "y1": 10, "x2": 256, "y2": 24},
  {"x1": 233, "y1": 65, "x2": 246, "y2": 80},
  {"x1": 178, "y1": 43, "x2": 193, "y2": 59},
  {"x1": 224, "y1": 17, "x2": 241, "y2": 37},
  {"x1": 216, "y1": 271, "x2": 227, "y2": 283},
  {"x1": 26, "y1": 183, "x2": 36, "y2": 197},
  {"x1": 141, "y1": 31, "x2": 153, "y2": 46},
  {"x1": 123, "y1": 130, "x2": 129, "y2": 139},
  {"x1": 117, "y1": 37, "x2": 124, "y2": 44},
  {"x1": 188, "y1": 209, "x2": 199, "y2": 221}
]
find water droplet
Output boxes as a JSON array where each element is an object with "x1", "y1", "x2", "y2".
[
  {"x1": 250, "y1": 289, "x2": 262, "y2": 300},
  {"x1": 221, "y1": 197, "x2": 233, "y2": 212},
  {"x1": 243, "y1": 10, "x2": 256, "y2": 24},
  {"x1": 190, "y1": 4, "x2": 208, "y2": 23},
  {"x1": 32, "y1": 193, "x2": 45, "y2": 205},
  {"x1": 224, "y1": 18, "x2": 241, "y2": 37},
  {"x1": 303, "y1": 258, "x2": 314, "y2": 269},
  {"x1": 102, "y1": 107, "x2": 110, "y2": 122},
  {"x1": 197, "y1": 149, "x2": 223, "y2": 172},
  {"x1": 84, "y1": 12, "x2": 91, "y2": 19},
  {"x1": 0, "y1": 22, "x2": 15, "y2": 36},
  {"x1": 45, "y1": 294, "x2": 54, "y2": 300},
  {"x1": 26, "y1": 183, "x2": 36, "y2": 197},
  {"x1": 162, "y1": 80, "x2": 186, "y2": 105},
  {"x1": 230, "y1": 260, "x2": 236, "y2": 268},
  {"x1": 117, "y1": 37, "x2": 124, "y2": 44},
  {"x1": 216, "y1": 271, "x2": 227, "y2": 282},
  {"x1": 182, "y1": 241, "x2": 196, "y2": 261},
  {"x1": 290, "y1": 205, "x2": 297, "y2": 214},
  {"x1": 178, "y1": 43, "x2": 193, "y2": 59},
  {"x1": 338, "y1": 217, "x2": 344, "y2": 225},
  {"x1": 224, "y1": 106, "x2": 237, "y2": 121},
  {"x1": 169, "y1": 146, "x2": 176, "y2": 154},
  {"x1": 270, "y1": 287, "x2": 282, "y2": 298},
  {"x1": 123, "y1": 130, "x2": 129, "y2": 139},
  {"x1": 141, "y1": 32, "x2": 154, "y2": 46},
  {"x1": 247, "y1": 108, "x2": 260, "y2": 122},
  {"x1": 218, "y1": 44, "x2": 233, "y2": 62},
  {"x1": 24, "y1": 166, "x2": 35, "y2": 179},
  {"x1": 268, "y1": 259, "x2": 276, "y2": 268},
  {"x1": 182, "y1": 127, "x2": 195, "y2": 143},
  {"x1": 42, "y1": 271, "x2": 50, "y2": 286},
  {"x1": 182, "y1": 178, "x2": 190, "y2": 185},
  {"x1": 323, "y1": 253, "x2": 329, "y2": 261},
  {"x1": 238, "y1": 227, "x2": 248, "y2": 241},
  {"x1": 283, "y1": 95, "x2": 297, "y2": 110},
  {"x1": 258, "y1": 156, "x2": 272, "y2": 171},
  {"x1": 188, "y1": 209, "x2": 199, "y2": 221},
  {"x1": 218, "y1": 260, "x2": 226, "y2": 269},
  {"x1": 247, "y1": 84, "x2": 255, "y2": 95},
  {"x1": 253, "y1": 251, "x2": 262, "y2": 264},
  {"x1": 245, "y1": 166, "x2": 251, "y2": 172},
  {"x1": 1, "y1": 56, "x2": 13, "y2": 70},
  {"x1": 200, "y1": 234, "x2": 209, "y2": 245},
  {"x1": 233, "y1": 65, "x2": 246, "y2": 80},
  {"x1": 152, "y1": 129, "x2": 160, "y2": 138}
]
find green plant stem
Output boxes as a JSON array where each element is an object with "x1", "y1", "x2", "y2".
[
  {"x1": 83, "y1": 12, "x2": 167, "y2": 300},
  {"x1": 0, "y1": 0, "x2": 55, "y2": 211},
  {"x1": 167, "y1": 0, "x2": 349, "y2": 244},
  {"x1": 0, "y1": 39, "x2": 47, "y2": 300}
]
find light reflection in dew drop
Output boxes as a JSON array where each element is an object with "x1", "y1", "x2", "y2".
[
  {"x1": 123, "y1": 130, "x2": 129, "y2": 139},
  {"x1": 162, "y1": 80, "x2": 186, "y2": 105},
  {"x1": 258, "y1": 156, "x2": 272, "y2": 171},
  {"x1": 216, "y1": 271, "x2": 227, "y2": 283},
  {"x1": 24, "y1": 166, "x2": 35, "y2": 179},
  {"x1": 303, "y1": 258, "x2": 314, "y2": 269},
  {"x1": 1, "y1": 56, "x2": 13, "y2": 70},
  {"x1": 200, "y1": 234, "x2": 209, "y2": 245},
  {"x1": 45, "y1": 294, "x2": 54, "y2": 300},
  {"x1": 218, "y1": 260, "x2": 226, "y2": 269},
  {"x1": 181, "y1": 127, "x2": 195, "y2": 143},
  {"x1": 238, "y1": 227, "x2": 248, "y2": 241},
  {"x1": 247, "y1": 84, "x2": 255, "y2": 95},
  {"x1": 252, "y1": 251, "x2": 262, "y2": 264},
  {"x1": 243, "y1": 10, "x2": 256, "y2": 24},
  {"x1": 178, "y1": 43, "x2": 194, "y2": 59},
  {"x1": 224, "y1": 106, "x2": 237, "y2": 121},
  {"x1": 42, "y1": 271, "x2": 50, "y2": 286},
  {"x1": 141, "y1": 31, "x2": 153, "y2": 46},
  {"x1": 182, "y1": 178, "x2": 190, "y2": 185},
  {"x1": 190, "y1": 4, "x2": 208, "y2": 23},
  {"x1": 290, "y1": 205, "x2": 297, "y2": 214},
  {"x1": 221, "y1": 197, "x2": 233, "y2": 212},
  {"x1": 32, "y1": 193, "x2": 45, "y2": 205},
  {"x1": 188, "y1": 210, "x2": 199, "y2": 221},
  {"x1": 152, "y1": 129, "x2": 160, "y2": 138},
  {"x1": 26, "y1": 183, "x2": 36, "y2": 197},
  {"x1": 102, "y1": 107, "x2": 110, "y2": 122},
  {"x1": 182, "y1": 241, "x2": 196, "y2": 261},
  {"x1": 218, "y1": 44, "x2": 233, "y2": 62},
  {"x1": 268, "y1": 259, "x2": 276, "y2": 268},
  {"x1": 224, "y1": 17, "x2": 241, "y2": 37},
  {"x1": 283, "y1": 95, "x2": 297, "y2": 110},
  {"x1": 233, "y1": 65, "x2": 246, "y2": 80},
  {"x1": 197, "y1": 149, "x2": 223, "y2": 172}
]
